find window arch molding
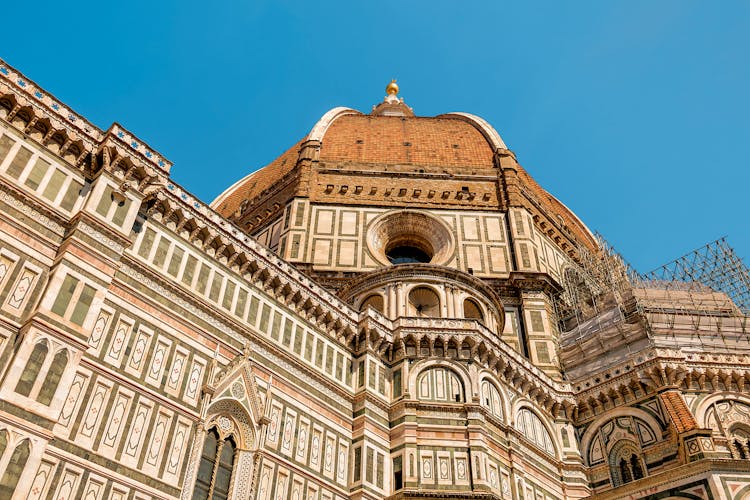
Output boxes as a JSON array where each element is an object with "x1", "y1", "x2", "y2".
[
  {"x1": 608, "y1": 439, "x2": 646, "y2": 487},
  {"x1": 579, "y1": 407, "x2": 664, "y2": 465},
  {"x1": 0, "y1": 428, "x2": 40, "y2": 498},
  {"x1": 694, "y1": 392, "x2": 750, "y2": 430},
  {"x1": 12, "y1": 333, "x2": 73, "y2": 409},
  {"x1": 513, "y1": 405, "x2": 557, "y2": 457},
  {"x1": 478, "y1": 376, "x2": 506, "y2": 421},
  {"x1": 187, "y1": 398, "x2": 259, "y2": 500},
  {"x1": 204, "y1": 399, "x2": 257, "y2": 451},
  {"x1": 406, "y1": 359, "x2": 472, "y2": 402}
]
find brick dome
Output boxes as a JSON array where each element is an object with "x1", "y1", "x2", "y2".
[
  {"x1": 211, "y1": 105, "x2": 598, "y2": 253},
  {"x1": 211, "y1": 108, "x2": 506, "y2": 215},
  {"x1": 317, "y1": 113, "x2": 497, "y2": 168}
]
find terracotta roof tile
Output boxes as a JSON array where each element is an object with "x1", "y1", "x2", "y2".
[
  {"x1": 214, "y1": 139, "x2": 303, "y2": 217},
  {"x1": 660, "y1": 391, "x2": 698, "y2": 433},
  {"x1": 319, "y1": 115, "x2": 495, "y2": 168}
]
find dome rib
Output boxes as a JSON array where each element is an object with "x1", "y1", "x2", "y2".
[
  {"x1": 307, "y1": 107, "x2": 362, "y2": 142},
  {"x1": 439, "y1": 112, "x2": 508, "y2": 150}
]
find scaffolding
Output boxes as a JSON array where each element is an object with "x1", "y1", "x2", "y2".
[
  {"x1": 555, "y1": 236, "x2": 750, "y2": 346},
  {"x1": 641, "y1": 237, "x2": 750, "y2": 316}
]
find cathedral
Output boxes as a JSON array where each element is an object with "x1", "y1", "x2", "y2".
[{"x1": 0, "y1": 58, "x2": 749, "y2": 500}]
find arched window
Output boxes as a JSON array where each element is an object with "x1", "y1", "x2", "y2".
[
  {"x1": 630, "y1": 454, "x2": 644, "y2": 480},
  {"x1": 193, "y1": 429, "x2": 216, "y2": 499},
  {"x1": 213, "y1": 437, "x2": 235, "y2": 499},
  {"x1": 417, "y1": 367, "x2": 464, "y2": 403},
  {"x1": 408, "y1": 287, "x2": 440, "y2": 317},
  {"x1": 0, "y1": 430, "x2": 7, "y2": 459},
  {"x1": 480, "y1": 380, "x2": 504, "y2": 419},
  {"x1": 608, "y1": 441, "x2": 646, "y2": 487},
  {"x1": 515, "y1": 408, "x2": 555, "y2": 456},
  {"x1": 704, "y1": 400, "x2": 750, "y2": 461},
  {"x1": 37, "y1": 349, "x2": 68, "y2": 405},
  {"x1": 0, "y1": 439, "x2": 30, "y2": 497},
  {"x1": 463, "y1": 298, "x2": 483, "y2": 321},
  {"x1": 734, "y1": 439, "x2": 748, "y2": 459},
  {"x1": 16, "y1": 341, "x2": 48, "y2": 397},
  {"x1": 360, "y1": 294, "x2": 384, "y2": 314},
  {"x1": 618, "y1": 457, "x2": 632, "y2": 483},
  {"x1": 192, "y1": 427, "x2": 236, "y2": 500},
  {"x1": 728, "y1": 425, "x2": 750, "y2": 459}
]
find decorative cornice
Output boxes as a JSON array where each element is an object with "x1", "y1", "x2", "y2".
[{"x1": 0, "y1": 58, "x2": 171, "y2": 173}]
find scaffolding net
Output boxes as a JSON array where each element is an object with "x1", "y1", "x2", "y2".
[
  {"x1": 555, "y1": 236, "x2": 750, "y2": 343},
  {"x1": 641, "y1": 237, "x2": 750, "y2": 316}
]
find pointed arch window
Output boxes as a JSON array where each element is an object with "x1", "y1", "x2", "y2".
[
  {"x1": 192, "y1": 427, "x2": 236, "y2": 500},
  {"x1": 15, "y1": 341, "x2": 47, "y2": 397},
  {"x1": 0, "y1": 439, "x2": 30, "y2": 497},
  {"x1": 37, "y1": 349, "x2": 68, "y2": 405},
  {"x1": 0, "y1": 430, "x2": 7, "y2": 461}
]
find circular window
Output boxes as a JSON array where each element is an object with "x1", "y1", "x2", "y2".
[
  {"x1": 386, "y1": 244, "x2": 432, "y2": 264},
  {"x1": 367, "y1": 210, "x2": 454, "y2": 266}
]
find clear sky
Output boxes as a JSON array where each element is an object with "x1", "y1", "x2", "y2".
[{"x1": 1, "y1": 1, "x2": 748, "y2": 273}]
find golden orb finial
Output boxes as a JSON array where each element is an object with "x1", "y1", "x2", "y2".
[{"x1": 386, "y1": 79, "x2": 399, "y2": 95}]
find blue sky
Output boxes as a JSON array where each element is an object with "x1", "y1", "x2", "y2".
[{"x1": 1, "y1": 1, "x2": 748, "y2": 272}]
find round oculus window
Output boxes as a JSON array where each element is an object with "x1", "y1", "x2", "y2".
[
  {"x1": 367, "y1": 210, "x2": 454, "y2": 266},
  {"x1": 386, "y1": 245, "x2": 432, "y2": 264}
]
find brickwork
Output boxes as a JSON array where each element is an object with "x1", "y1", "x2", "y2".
[{"x1": 319, "y1": 114, "x2": 496, "y2": 168}]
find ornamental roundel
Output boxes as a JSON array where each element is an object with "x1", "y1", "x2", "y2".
[
  {"x1": 231, "y1": 381, "x2": 245, "y2": 399},
  {"x1": 217, "y1": 416, "x2": 233, "y2": 433}
]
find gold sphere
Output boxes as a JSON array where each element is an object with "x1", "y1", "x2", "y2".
[{"x1": 386, "y1": 79, "x2": 399, "y2": 95}]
